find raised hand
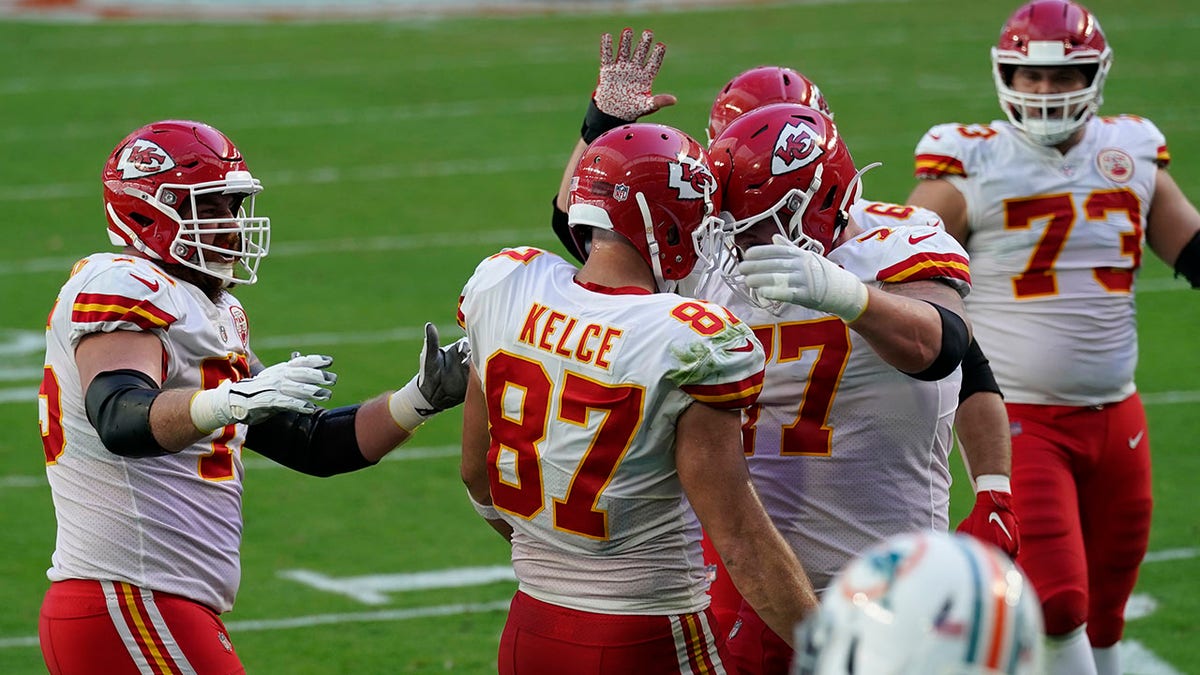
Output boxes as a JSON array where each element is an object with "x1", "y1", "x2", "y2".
[
  {"x1": 416, "y1": 322, "x2": 471, "y2": 414},
  {"x1": 388, "y1": 323, "x2": 471, "y2": 432},
  {"x1": 580, "y1": 28, "x2": 678, "y2": 144}
]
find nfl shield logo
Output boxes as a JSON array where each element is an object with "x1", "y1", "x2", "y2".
[{"x1": 614, "y1": 183, "x2": 630, "y2": 202}]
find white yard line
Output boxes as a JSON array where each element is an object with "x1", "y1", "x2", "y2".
[{"x1": 0, "y1": 599, "x2": 512, "y2": 649}]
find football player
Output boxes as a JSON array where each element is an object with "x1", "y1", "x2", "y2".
[
  {"x1": 691, "y1": 103, "x2": 975, "y2": 674},
  {"x1": 906, "y1": 2, "x2": 1200, "y2": 674},
  {"x1": 548, "y1": 28, "x2": 1019, "y2": 667},
  {"x1": 37, "y1": 120, "x2": 470, "y2": 675},
  {"x1": 458, "y1": 123, "x2": 818, "y2": 674}
]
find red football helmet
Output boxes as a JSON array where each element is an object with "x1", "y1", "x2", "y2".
[
  {"x1": 706, "y1": 66, "x2": 832, "y2": 145},
  {"x1": 991, "y1": 0, "x2": 1112, "y2": 145},
  {"x1": 102, "y1": 120, "x2": 270, "y2": 285},
  {"x1": 567, "y1": 123, "x2": 720, "y2": 292},
  {"x1": 707, "y1": 103, "x2": 859, "y2": 257},
  {"x1": 697, "y1": 104, "x2": 860, "y2": 310}
]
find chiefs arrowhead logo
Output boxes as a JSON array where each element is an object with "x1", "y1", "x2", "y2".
[
  {"x1": 668, "y1": 152, "x2": 715, "y2": 200},
  {"x1": 228, "y1": 306, "x2": 249, "y2": 348},
  {"x1": 771, "y1": 121, "x2": 824, "y2": 175},
  {"x1": 116, "y1": 139, "x2": 176, "y2": 179}
]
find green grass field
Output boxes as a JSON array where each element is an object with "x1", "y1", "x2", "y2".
[{"x1": 1, "y1": 1, "x2": 1197, "y2": 672}]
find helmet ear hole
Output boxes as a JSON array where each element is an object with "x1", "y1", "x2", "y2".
[
  {"x1": 129, "y1": 212, "x2": 155, "y2": 228},
  {"x1": 820, "y1": 186, "x2": 838, "y2": 212},
  {"x1": 664, "y1": 225, "x2": 680, "y2": 247}
]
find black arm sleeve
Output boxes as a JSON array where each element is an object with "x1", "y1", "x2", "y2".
[
  {"x1": 1173, "y1": 230, "x2": 1200, "y2": 288},
  {"x1": 958, "y1": 337, "x2": 1003, "y2": 404},
  {"x1": 902, "y1": 302, "x2": 970, "y2": 382},
  {"x1": 244, "y1": 405, "x2": 373, "y2": 477},
  {"x1": 551, "y1": 197, "x2": 587, "y2": 263},
  {"x1": 581, "y1": 99, "x2": 629, "y2": 144},
  {"x1": 84, "y1": 369, "x2": 169, "y2": 458}
]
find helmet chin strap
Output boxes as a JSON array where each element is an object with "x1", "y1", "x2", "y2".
[{"x1": 636, "y1": 191, "x2": 673, "y2": 293}]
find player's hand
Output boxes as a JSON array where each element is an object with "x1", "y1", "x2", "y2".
[
  {"x1": 594, "y1": 27, "x2": 676, "y2": 121},
  {"x1": 417, "y1": 322, "x2": 471, "y2": 413},
  {"x1": 738, "y1": 234, "x2": 869, "y2": 321},
  {"x1": 957, "y1": 487, "x2": 1020, "y2": 558},
  {"x1": 190, "y1": 354, "x2": 337, "y2": 432},
  {"x1": 388, "y1": 323, "x2": 471, "y2": 432}
]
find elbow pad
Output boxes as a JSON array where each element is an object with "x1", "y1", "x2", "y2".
[
  {"x1": 1173, "y1": 230, "x2": 1200, "y2": 288},
  {"x1": 85, "y1": 369, "x2": 168, "y2": 458},
  {"x1": 244, "y1": 405, "x2": 371, "y2": 477},
  {"x1": 958, "y1": 337, "x2": 1003, "y2": 404},
  {"x1": 904, "y1": 302, "x2": 970, "y2": 382}
]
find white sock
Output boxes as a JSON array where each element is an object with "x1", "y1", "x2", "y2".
[
  {"x1": 1045, "y1": 625, "x2": 1098, "y2": 675},
  {"x1": 1092, "y1": 644, "x2": 1119, "y2": 675}
]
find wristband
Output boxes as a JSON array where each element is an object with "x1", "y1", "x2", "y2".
[
  {"x1": 467, "y1": 489, "x2": 501, "y2": 520},
  {"x1": 974, "y1": 474, "x2": 1011, "y2": 494},
  {"x1": 388, "y1": 376, "x2": 432, "y2": 432},
  {"x1": 581, "y1": 98, "x2": 630, "y2": 144},
  {"x1": 189, "y1": 383, "x2": 234, "y2": 434}
]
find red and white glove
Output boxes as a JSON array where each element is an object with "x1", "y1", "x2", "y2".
[
  {"x1": 581, "y1": 28, "x2": 677, "y2": 143},
  {"x1": 956, "y1": 474, "x2": 1020, "y2": 558}
]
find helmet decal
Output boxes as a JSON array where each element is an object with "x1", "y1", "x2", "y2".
[
  {"x1": 668, "y1": 153, "x2": 716, "y2": 200},
  {"x1": 116, "y1": 139, "x2": 177, "y2": 179},
  {"x1": 772, "y1": 121, "x2": 825, "y2": 174}
]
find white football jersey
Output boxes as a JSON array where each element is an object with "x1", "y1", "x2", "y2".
[
  {"x1": 40, "y1": 253, "x2": 253, "y2": 613},
  {"x1": 915, "y1": 116, "x2": 1167, "y2": 405},
  {"x1": 458, "y1": 247, "x2": 765, "y2": 614},
  {"x1": 695, "y1": 205, "x2": 970, "y2": 593}
]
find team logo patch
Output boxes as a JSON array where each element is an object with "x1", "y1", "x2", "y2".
[
  {"x1": 667, "y1": 152, "x2": 715, "y2": 200},
  {"x1": 217, "y1": 631, "x2": 233, "y2": 653},
  {"x1": 613, "y1": 183, "x2": 630, "y2": 202},
  {"x1": 1097, "y1": 148, "x2": 1134, "y2": 183},
  {"x1": 837, "y1": 535, "x2": 928, "y2": 607},
  {"x1": 229, "y1": 306, "x2": 249, "y2": 347},
  {"x1": 771, "y1": 121, "x2": 824, "y2": 175},
  {"x1": 115, "y1": 139, "x2": 176, "y2": 179}
]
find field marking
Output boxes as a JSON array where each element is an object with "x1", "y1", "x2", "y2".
[
  {"x1": 0, "y1": 554, "x2": 1193, "y2": 652},
  {"x1": 1, "y1": 444, "x2": 458, "y2": 488},
  {"x1": 0, "y1": 154, "x2": 564, "y2": 203},
  {"x1": 0, "y1": 599, "x2": 512, "y2": 650},
  {"x1": 0, "y1": 227, "x2": 550, "y2": 276},
  {"x1": 279, "y1": 565, "x2": 516, "y2": 605},
  {"x1": 1123, "y1": 640, "x2": 1185, "y2": 675}
]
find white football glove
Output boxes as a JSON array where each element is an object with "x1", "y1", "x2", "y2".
[
  {"x1": 594, "y1": 27, "x2": 672, "y2": 121},
  {"x1": 388, "y1": 323, "x2": 471, "y2": 432},
  {"x1": 190, "y1": 354, "x2": 337, "y2": 432},
  {"x1": 739, "y1": 234, "x2": 870, "y2": 322}
]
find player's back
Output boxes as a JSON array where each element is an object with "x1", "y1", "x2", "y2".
[
  {"x1": 696, "y1": 204, "x2": 969, "y2": 592},
  {"x1": 458, "y1": 247, "x2": 764, "y2": 615},
  {"x1": 41, "y1": 253, "x2": 251, "y2": 612}
]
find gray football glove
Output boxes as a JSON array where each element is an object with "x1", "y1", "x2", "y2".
[{"x1": 388, "y1": 323, "x2": 471, "y2": 431}]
